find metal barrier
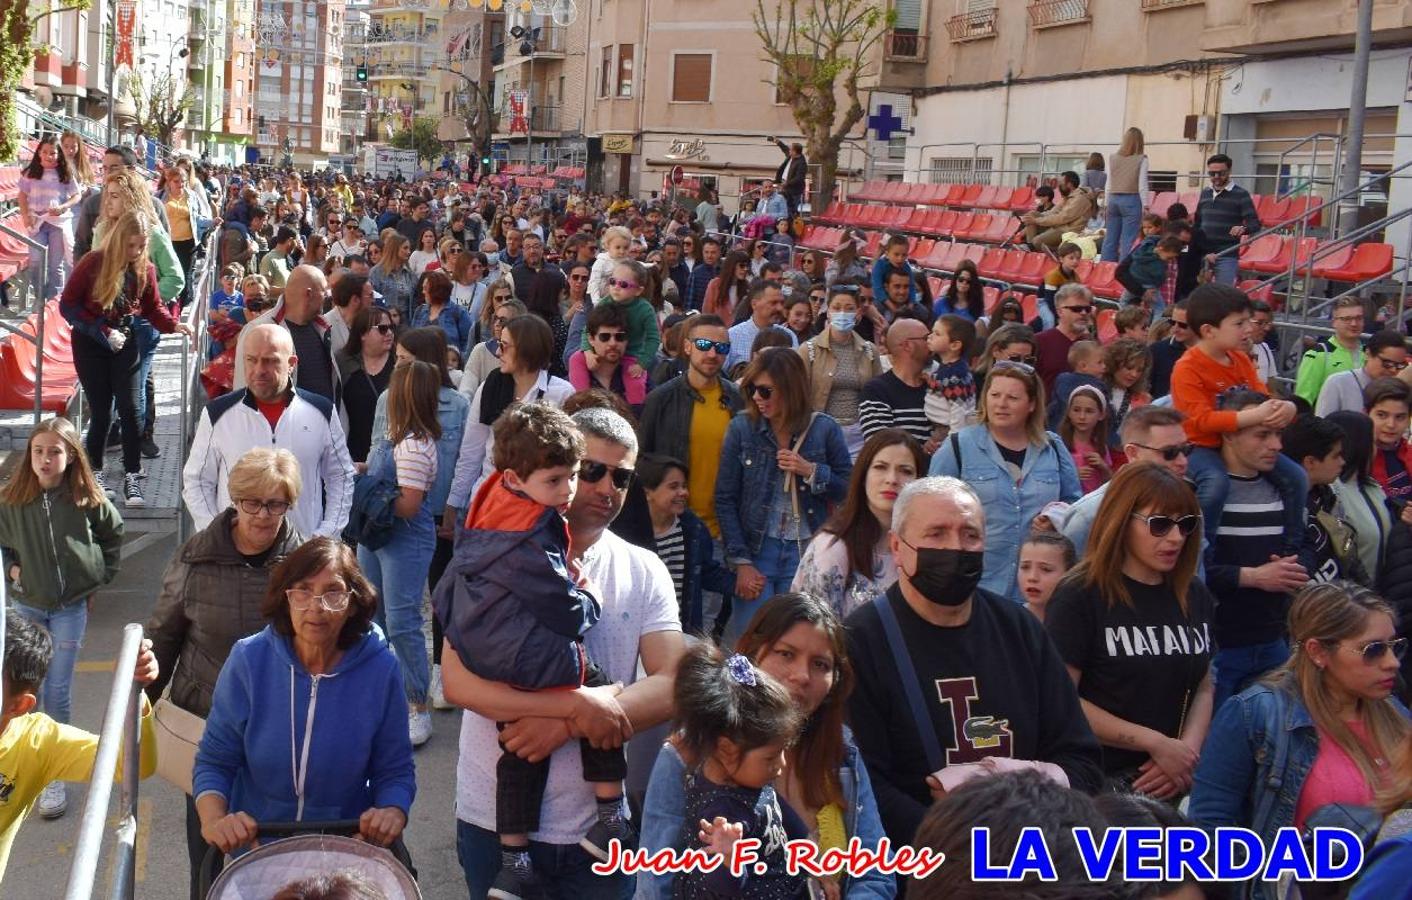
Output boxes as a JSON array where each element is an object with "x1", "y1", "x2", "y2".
[
  {"x1": 0, "y1": 220, "x2": 49, "y2": 424},
  {"x1": 176, "y1": 228, "x2": 221, "y2": 545},
  {"x1": 62, "y1": 623, "x2": 145, "y2": 900}
]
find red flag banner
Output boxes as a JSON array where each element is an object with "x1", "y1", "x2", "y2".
[{"x1": 116, "y1": 0, "x2": 137, "y2": 68}]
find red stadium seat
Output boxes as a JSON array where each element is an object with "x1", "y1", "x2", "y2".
[
  {"x1": 1256, "y1": 196, "x2": 1289, "y2": 229},
  {"x1": 1095, "y1": 308, "x2": 1117, "y2": 343},
  {"x1": 949, "y1": 213, "x2": 976, "y2": 240},
  {"x1": 1297, "y1": 244, "x2": 1352, "y2": 278},
  {"x1": 957, "y1": 184, "x2": 984, "y2": 208},
  {"x1": 996, "y1": 249, "x2": 1029, "y2": 284},
  {"x1": 1020, "y1": 293, "x2": 1040, "y2": 322},
  {"x1": 961, "y1": 214, "x2": 993, "y2": 241},
  {"x1": 1017, "y1": 252, "x2": 1054, "y2": 287},
  {"x1": 1148, "y1": 193, "x2": 1179, "y2": 220},
  {"x1": 937, "y1": 242, "x2": 969, "y2": 272},
  {"x1": 1086, "y1": 262, "x2": 1123, "y2": 300},
  {"x1": 1008, "y1": 186, "x2": 1035, "y2": 212},
  {"x1": 1238, "y1": 279, "x2": 1275, "y2": 305},
  {"x1": 980, "y1": 215, "x2": 1019, "y2": 244},
  {"x1": 973, "y1": 186, "x2": 1000, "y2": 211},
  {"x1": 990, "y1": 187, "x2": 1014, "y2": 211},
  {"x1": 921, "y1": 241, "x2": 951, "y2": 269},
  {"x1": 977, "y1": 248, "x2": 1007, "y2": 280},
  {"x1": 1238, "y1": 235, "x2": 1284, "y2": 269},
  {"x1": 1317, "y1": 243, "x2": 1394, "y2": 283}
]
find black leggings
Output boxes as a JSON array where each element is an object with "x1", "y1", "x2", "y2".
[
  {"x1": 173, "y1": 238, "x2": 197, "y2": 307},
  {"x1": 74, "y1": 331, "x2": 141, "y2": 473},
  {"x1": 428, "y1": 533, "x2": 453, "y2": 664}
]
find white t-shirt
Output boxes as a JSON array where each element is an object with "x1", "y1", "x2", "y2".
[{"x1": 454, "y1": 529, "x2": 680, "y2": 843}]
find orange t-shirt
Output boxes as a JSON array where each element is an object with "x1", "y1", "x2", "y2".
[{"x1": 1170, "y1": 345, "x2": 1267, "y2": 447}]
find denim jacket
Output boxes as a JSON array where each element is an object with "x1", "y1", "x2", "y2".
[
  {"x1": 636, "y1": 735, "x2": 897, "y2": 900},
  {"x1": 928, "y1": 425, "x2": 1082, "y2": 601},
  {"x1": 1189, "y1": 681, "x2": 1411, "y2": 900},
  {"x1": 715, "y1": 411, "x2": 852, "y2": 565},
  {"x1": 370, "y1": 386, "x2": 471, "y2": 515}
]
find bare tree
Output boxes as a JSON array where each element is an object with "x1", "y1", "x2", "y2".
[
  {"x1": 430, "y1": 63, "x2": 496, "y2": 175},
  {"x1": 126, "y1": 67, "x2": 195, "y2": 149},
  {"x1": 754, "y1": 0, "x2": 891, "y2": 207}
]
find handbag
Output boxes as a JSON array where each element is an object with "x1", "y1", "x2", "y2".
[
  {"x1": 343, "y1": 446, "x2": 400, "y2": 550},
  {"x1": 153, "y1": 697, "x2": 205, "y2": 795}
]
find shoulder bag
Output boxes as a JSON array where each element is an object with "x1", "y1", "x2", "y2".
[{"x1": 153, "y1": 695, "x2": 205, "y2": 794}]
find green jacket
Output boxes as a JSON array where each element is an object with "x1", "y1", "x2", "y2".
[
  {"x1": 0, "y1": 486, "x2": 124, "y2": 610},
  {"x1": 92, "y1": 221, "x2": 186, "y2": 302},
  {"x1": 1295, "y1": 337, "x2": 1364, "y2": 407}
]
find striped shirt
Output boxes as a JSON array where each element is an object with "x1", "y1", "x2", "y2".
[
  {"x1": 393, "y1": 436, "x2": 438, "y2": 492},
  {"x1": 859, "y1": 371, "x2": 932, "y2": 445},
  {"x1": 655, "y1": 520, "x2": 687, "y2": 605},
  {"x1": 1211, "y1": 473, "x2": 1289, "y2": 647}
]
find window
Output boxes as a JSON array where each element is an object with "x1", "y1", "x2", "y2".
[
  {"x1": 599, "y1": 45, "x2": 612, "y2": 98},
  {"x1": 616, "y1": 43, "x2": 633, "y2": 98},
  {"x1": 671, "y1": 53, "x2": 712, "y2": 103},
  {"x1": 928, "y1": 156, "x2": 994, "y2": 184}
]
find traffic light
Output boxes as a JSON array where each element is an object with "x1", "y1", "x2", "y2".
[{"x1": 356, "y1": 62, "x2": 368, "y2": 83}]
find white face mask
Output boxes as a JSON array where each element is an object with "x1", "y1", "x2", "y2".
[{"x1": 830, "y1": 312, "x2": 857, "y2": 332}]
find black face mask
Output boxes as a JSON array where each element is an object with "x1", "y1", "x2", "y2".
[{"x1": 899, "y1": 540, "x2": 984, "y2": 607}]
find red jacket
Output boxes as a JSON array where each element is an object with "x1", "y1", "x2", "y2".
[{"x1": 60, "y1": 249, "x2": 176, "y2": 345}]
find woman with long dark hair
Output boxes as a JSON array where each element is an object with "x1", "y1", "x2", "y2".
[
  {"x1": 702, "y1": 249, "x2": 751, "y2": 322},
  {"x1": 1046, "y1": 463, "x2": 1214, "y2": 797},
  {"x1": 523, "y1": 267, "x2": 572, "y2": 379},
  {"x1": 18, "y1": 134, "x2": 81, "y2": 301},
  {"x1": 792, "y1": 430, "x2": 926, "y2": 618},
  {"x1": 932, "y1": 259, "x2": 983, "y2": 321},
  {"x1": 340, "y1": 306, "x2": 397, "y2": 464},
  {"x1": 639, "y1": 593, "x2": 895, "y2": 900},
  {"x1": 1328, "y1": 410, "x2": 1395, "y2": 582}
]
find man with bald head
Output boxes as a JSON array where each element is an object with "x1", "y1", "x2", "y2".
[
  {"x1": 860, "y1": 317, "x2": 936, "y2": 449},
  {"x1": 231, "y1": 264, "x2": 338, "y2": 403},
  {"x1": 183, "y1": 322, "x2": 355, "y2": 538}
]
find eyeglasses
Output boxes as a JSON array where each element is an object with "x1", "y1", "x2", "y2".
[
  {"x1": 1341, "y1": 637, "x2": 1409, "y2": 664},
  {"x1": 1333, "y1": 315, "x2": 1364, "y2": 324},
  {"x1": 1207, "y1": 170, "x2": 1230, "y2": 178},
  {"x1": 236, "y1": 498, "x2": 290, "y2": 517},
  {"x1": 492, "y1": 315, "x2": 512, "y2": 327},
  {"x1": 1131, "y1": 441, "x2": 1196, "y2": 462},
  {"x1": 608, "y1": 278, "x2": 640, "y2": 290},
  {"x1": 1131, "y1": 512, "x2": 1201, "y2": 538},
  {"x1": 1000, "y1": 354, "x2": 1038, "y2": 365},
  {"x1": 594, "y1": 331, "x2": 628, "y2": 343},
  {"x1": 580, "y1": 460, "x2": 634, "y2": 490},
  {"x1": 1061, "y1": 305, "x2": 1094, "y2": 315},
  {"x1": 746, "y1": 383, "x2": 775, "y2": 399},
  {"x1": 1376, "y1": 356, "x2": 1409, "y2": 372},
  {"x1": 285, "y1": 588, "x2": 352, "y2": 613},
  {"x1": 692, "y1": 337, "x2": 730, "y2": 355}
]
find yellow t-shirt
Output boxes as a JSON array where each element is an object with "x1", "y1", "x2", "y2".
[
  {"x1": 165, "y1": 193, "x2": 194, "y2": 242},
  {"x1": 688, "y1": 382, "x2": 733, "y2": 539},
  {"x1": 0, "y1": 703, "x2": 155, "y2": 882}
]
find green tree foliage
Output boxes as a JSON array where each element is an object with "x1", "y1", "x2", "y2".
[
  {"x1": 391, "y1": 115, "x2": 444, "y2": 165},
  {"x1": 0, "y1": 0, "x2": 92, "y2": 162}
]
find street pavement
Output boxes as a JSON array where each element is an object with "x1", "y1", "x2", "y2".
[{"x1": 6, "y1": 525, "x2": 470, "y2": 899}]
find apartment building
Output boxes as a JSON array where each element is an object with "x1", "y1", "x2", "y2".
[
  {"x1": 581, "y1": 0, "x2": 868, "y2": 210},
  {"x1": 185, "y1": 0, "x2": 257, "y2": 164},
  {"x1": 487, "y1": 7, "x2": 590, "y2": 171},
  {"x1": 361, "y1": 0, "x2": 445, "y2": 142},
  {"x1": 252, "y1": 0, "x2": 345, "y2": 166}
]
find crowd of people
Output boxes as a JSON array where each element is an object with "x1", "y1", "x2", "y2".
[{"x1": 2, "y1": 137, "x2": 1412, "y2": 900}]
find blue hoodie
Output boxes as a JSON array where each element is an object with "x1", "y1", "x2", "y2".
[{"x1": 193, "y1": 624, "x2": 416, "y2": 824}]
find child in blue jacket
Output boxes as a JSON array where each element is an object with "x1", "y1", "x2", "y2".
[{"x1": 433, "y1": 402, "x2": 631, "y2": 898}]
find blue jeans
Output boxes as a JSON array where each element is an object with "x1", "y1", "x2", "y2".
[
  {"x1": 27, "y1": 221, "x2": 69, "y2": 301},
  {"x1": 724, "y1": 537, "x2": 801, "y2": 647},
  {"x1": 1102, "y1": 193, "x2": 1143, "y2": 262},
  {"x1": 1212, "y1": 637, "x2": 1291, "y2": 714},
  {"x1": 358, "y1": 508, "x2": 435, "y2": 705},
  {"x1": 1188, "y1": 447, "x2": 1308, "y2": 558},
  {"x1": 12, "y1": 601, "x2": 88, "y2": 724},
  {"x1": 1211, "y1": 253, "x2": 1240, "y2": 285},
  {"x1": 456, "y1": 819, "x2": 632, "y2": 900}
]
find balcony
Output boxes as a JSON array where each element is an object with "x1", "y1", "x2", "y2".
[
  {"x1": 1140, "y1": 0, "x2": 1202, "y2": 8},
  {"x1": 365, "y1": 60, "x2": 430, "y2": 79},
  {"x1": 494, "y1": 25, "x2": 567, "y2": 67},
  {"x1": 1027, "y1": 0, "x2": 1090, "y2": 28},
  {"x1": 883, "y1": 30, "x2": 928, "y2": 61},
  {"x1": 363, "y1": 22, "x2": 439, "y2": 46},
  {"x1": 946, "y1": 7, "x2": 997, "y2": 42}
]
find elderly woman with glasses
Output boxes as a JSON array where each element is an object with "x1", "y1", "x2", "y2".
[
  {"x1": 929, "y1": 360, "x2": 1082, "y2": 603},
  {"x1": 146, "y1": 447, "x2": 306, "y2": 895},
  {"x1": 193, "y1": 537, "x2": 416, "y2": 868}
]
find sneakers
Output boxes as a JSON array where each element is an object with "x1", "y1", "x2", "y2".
[
  {"x1": 94, "y1": 471, "x2": 116, "y2": 500},
  {"x1": 487, "y1": 867, "x2": 541, "y2": 900},
  {"x1": 122, "y1": 473, "x2": 146, "y2": 508},
  {"x1": 139, "y1": 434, "x2": 161, "y2": 459},
  {"x1": 408, "y1": 708, "x2": 432, "y2": 747},
  {"x1": 580, "y1": 815, "x2": 637, "y2": 863},
  {"x1": 37, "y1": 781, "x2": 66, "y2": 819},
  {"x1": 429, "y1": 664, "x2": 453, "y2": 710}
]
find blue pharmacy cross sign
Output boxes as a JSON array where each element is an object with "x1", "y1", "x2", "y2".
[{"x1": 868, "y1": 105, "x2": 904, "y2": 142}]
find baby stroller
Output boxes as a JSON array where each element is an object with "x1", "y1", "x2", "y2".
[{"x1": 200, "y1": 820, "x2": 420, "y2": 899}]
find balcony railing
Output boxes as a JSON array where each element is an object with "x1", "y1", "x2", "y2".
[
  {"x1": 946, "y1": 7, "x2": 998, "y2": 42},
  {"x1": 363, "y1": 23, "x2": 438, "y2": 45},
  {"x1": 1140, "y1": 0, "x2": 1203, "y2": 8},
  {"x1": 1027, "y1": 0, "x2": 1090, "y2": 27},
  {"x1": 495, "y1": 25, "x2": 567, "y2": 65},
  {"x1": 883, "y1": 30, "x2": 928, "y2": 61},
  {"x1": 365, "y1": 60, "x2": 430, "y2": 79}
]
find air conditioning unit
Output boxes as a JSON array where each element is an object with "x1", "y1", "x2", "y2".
[{"x1": 1183, "y1": 114, "x2": 1214, "y2": 143}]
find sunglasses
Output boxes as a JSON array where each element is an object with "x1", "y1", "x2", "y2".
[
  {"x1": 1207, "y1": 170, "x2": 1229, "y2": 178},
  {"x1": 1343, "y1": 637, "x2": 1409, "y2": 664},
  {"x1": 372, "y1": 323, "x2": 394, "y2": 335},
  {"x1": 594, "y1": 331, "x2": 628, "y2": 343},
  {"x1": 1131, "y1": 512, "x2": 1201, "y2": 538},
  {"x1": 609, "y1": 278, "x2": 640, "y2": 290},
  {"x1": 1171, "y1": 320, "x2": 1191, "y2": 330},
  {"x1": 1001, "y1": 354, "x2": 1038, "y2": 365},
  {"x1": 1062, "y1": 305, "x2": 1094, "y2": 314},
  {"x1": 580, "y1": 460, "x2": 634, "y2": 490},
  {"x1": 1131, "y1": 441, "x2": 1196, "y2": 462},
  {"x1": 449, "y1": 246, "x2": 463, "y2": 253},
  {"x1": 746, "y1": 384, "x2": 775, "y2": 399},
  {"x1": 692, "y1": 337, "x2": 730, "y2": 355}
]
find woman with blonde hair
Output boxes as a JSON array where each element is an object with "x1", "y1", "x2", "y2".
[
  {"x1": 146, "y1": 446, "x2": 304, "y2": 893},
  {"x1": 1191, "y1": 582, "x2": 1410, "y2": 900},
  {"x1": 929, "y1": 360, "x2": 1081, "y2": 601},
  {"x1": 370, "y1": 228, "x2": 416, "y2": 323},
  {"x1": 1047, "y1": 463, "x2": 1214, "y2": 798},
  {"x1": 1101, "y1": 127, "x2": 1149, "y2": 262},
  {"x1": 60, "y1": 210, "x2": 192, "y2": 506}
]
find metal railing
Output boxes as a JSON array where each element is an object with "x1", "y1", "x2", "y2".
[
  {"x1": 1027, "y1": 0, "x2": 1090, "y2": 28},
  {"x1": 946, "y1": 8, "x2": 998, "y2": 41},
  {"x1": 884, "y1": 30, "x2": 928, "y2": 61},
  {"x1": 0, "y1": 220, "x2": 48, "y2": 424},
  {"x1": 62, "y1": 623, "x2": 145, "y2": 900},
  {"x1": 177, "y1": 229, "x2": 221, "y2": 544}
]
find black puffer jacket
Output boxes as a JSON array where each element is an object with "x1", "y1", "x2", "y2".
[
  {"x1": 145, "y1": 508, "x2": 303, "y2": 717},
  {"x1": 1375, "y1": 517, "x2": 1412, "y2": 696}
]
